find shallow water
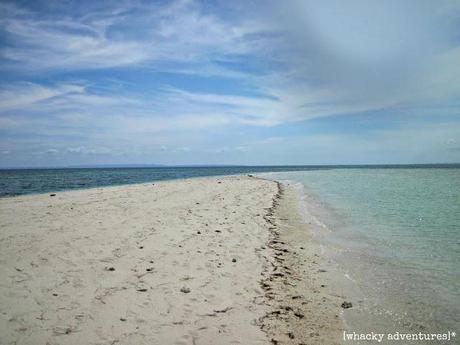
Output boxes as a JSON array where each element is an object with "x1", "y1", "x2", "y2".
[{"x1": 261, "y1": 168, "x2": 460, "y2": 335}]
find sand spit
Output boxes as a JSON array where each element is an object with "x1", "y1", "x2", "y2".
[{"x1": 0, "y1": 176, "x2": 342, "y2": 345}]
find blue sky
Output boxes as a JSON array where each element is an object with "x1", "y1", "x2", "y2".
[{"x1": 1, "y1": 0, "x2": 460, "y2": 167}]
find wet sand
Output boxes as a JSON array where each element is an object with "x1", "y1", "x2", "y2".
[{"x1": 0, "y1": 175, "x2": 343, "y2": 345}]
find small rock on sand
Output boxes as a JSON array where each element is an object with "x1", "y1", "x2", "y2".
[
  {"x1": 341, "y1": 301, "x2": 353, "y2": 309},
  {"x1": 294, "y1": 312, "x2": 305, "y2": 319},
  {"x1": 180, "y1": 287, "x2": 191, "y2": 293}
]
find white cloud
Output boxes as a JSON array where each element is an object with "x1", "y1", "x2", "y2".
[
  {"x1": 59, "y1": 146, "x2": 112, "y2": 155},
  {"x1": 0, "y1": 0, "x2": 272, "y2": 73},
  {"x1": 163, "y1": 87, "x2": 287, "y2": 126},
  {"x1": 270, "y1": 0, "x2": 460, "y2": 117},
  {"x1": 1, "y1": 5, "x2": 148, "y2": 70},
  {"x1": 0, "y1": 82, "x2": 140, "y2": 118},
  {"x1": 0, "y1": 83, "x2": 84, "y2": 111},
  {"x1": 66, "y1": 146, "x2": 85, "y2": 153},
  {"x1": 233, "y1": 122, "x2": 460, "y2": 165}
]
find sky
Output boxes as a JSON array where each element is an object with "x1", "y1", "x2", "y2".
[{"x1": 1, "y1": 0, "x2": 460, "y2": 167}]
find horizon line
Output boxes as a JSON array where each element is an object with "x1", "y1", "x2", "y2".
[{"x1": 1, "y1": 163, "x2": 459, "y2": 170}]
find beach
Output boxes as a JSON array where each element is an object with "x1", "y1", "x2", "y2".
[{"x1": 0, "y1": 175, "x2": 343, "y2": 345}]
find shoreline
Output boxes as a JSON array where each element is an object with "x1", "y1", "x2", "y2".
[
  {"x1": 0, "y1": 173, "x2": 243, "y2": 199},
  {"x1": 261, "y1": 171, "x2": 460, "y2": 340},
  {"x1": 257, "y1": 178, "x2": 344, "y2": 344},
  {"x1": 0, "y1": 175, "x2": 344, "y2": 344}
]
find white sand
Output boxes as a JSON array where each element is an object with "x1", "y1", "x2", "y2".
[{"x1": 0, "y1": 176, "x2": 343, "y2": 345}]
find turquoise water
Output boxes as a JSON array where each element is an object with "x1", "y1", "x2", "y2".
[{"x1": 262, "y1": 168, "x2": 460, "y2": 334}]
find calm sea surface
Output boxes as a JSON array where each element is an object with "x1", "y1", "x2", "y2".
[
  {"x1": 0, "y1": 166, "x2": 321, "y2": 197},
  {"x1": 261, "y1": 167, "x2": 460, "y2": 335},
  {"x1": 1, "y1": 165, "x2": 459, "y2": 334}
]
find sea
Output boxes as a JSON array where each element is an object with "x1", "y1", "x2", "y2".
[
  {"x1": 259, "y1": 167, "x2": 460, "y2": 339},
  {"x1": 1, "y1": 165, "x2": 459, "y2": 337}
]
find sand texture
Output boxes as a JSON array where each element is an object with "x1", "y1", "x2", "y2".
[
  {"x1": 0, "y1": 176, "x2": 342, "y2": 345},
  {"x1": 258, "y1": 181, "x2": 344, "y2": 345}
]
